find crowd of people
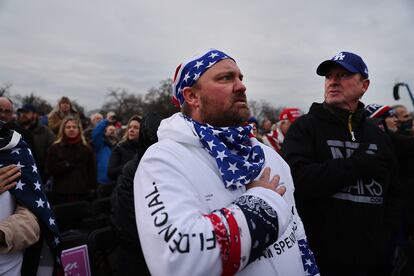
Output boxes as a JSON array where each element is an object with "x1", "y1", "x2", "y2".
[{"x1": 0, "y1": 49, "x2": 413, "y2": 275}]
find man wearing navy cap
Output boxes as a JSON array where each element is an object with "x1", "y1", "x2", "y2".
[
  {"x1": 17, "y1": 103, "x2": 55, "y2": 183},
  {"x1": 282, "y1": 51, "x2": 403, "y2": 275}
]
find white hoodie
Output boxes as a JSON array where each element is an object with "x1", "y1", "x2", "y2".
[{"x1": 134, "y1": 113, "x2": 317, "y2": 276}]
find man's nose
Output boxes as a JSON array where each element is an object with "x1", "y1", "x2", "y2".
[
  {"x1": 326, "y1": 76, "x2": 340, "y2": 86},
  {"x1": 235, "y1": 78, "x2": 246, "y2": 93}
]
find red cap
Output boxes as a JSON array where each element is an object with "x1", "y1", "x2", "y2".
[{"x1": 279, "y1": 108, "x2": 302, "y2": 123}]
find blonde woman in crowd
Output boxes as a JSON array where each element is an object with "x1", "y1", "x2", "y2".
[{"x1": 46, "y1": 116, "x2": 96, "y2": 204}]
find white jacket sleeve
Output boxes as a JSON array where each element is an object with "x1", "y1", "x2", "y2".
[{"x1": 134, "y1": 144, "x2": 292, "y2": 276}]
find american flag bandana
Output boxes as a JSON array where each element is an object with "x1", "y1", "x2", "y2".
[
  {"x1": 185, "y1": 116, "x2": 265, "y2": 190},
  {"x1": 0, "y1": 126, "x2": 62, "y2": 264},
  {"x1": 172, "y1": 49, "x2": 234, "y2": 107}
]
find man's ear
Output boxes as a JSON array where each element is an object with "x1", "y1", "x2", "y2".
[
  {"x1": 182, "y1": 87, "x2": 200, "y2": 109},
  {"x1": 361, "y1": 79, "x2": 370, "y2": 97}
]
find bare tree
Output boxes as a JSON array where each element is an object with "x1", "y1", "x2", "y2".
[
  {"x1": 13, "y1": 92, "x2": 53, "y2": 115},
  {"x1": 0, "y1": 82, "x2": 12, "y2": 97},
  {"x1": 143, "y1": 79, "x2": 179, "y2": 118},
  {"x1": 101, "y1": 88, "x2": 145, "y2": 124},
  {"x1": 248, "y1": 100, "x2": 284, "y2": 123},
  {"x1": 71, "y1": 100, "x2": 86, "y2": 115}
]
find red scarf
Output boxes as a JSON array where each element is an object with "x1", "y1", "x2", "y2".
[{"x1": 65, "y1": 135, "x2": 82, "y2": 144}]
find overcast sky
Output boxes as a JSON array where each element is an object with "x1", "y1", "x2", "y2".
[{"x1": 0, "y1": 0, "x2": 413, "y2": 114}]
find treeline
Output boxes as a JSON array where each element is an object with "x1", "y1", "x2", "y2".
[{"x1": 1, "y1": 79, "x2": 286, "y2": 124}]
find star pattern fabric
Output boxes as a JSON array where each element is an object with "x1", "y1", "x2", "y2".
[
  {"x1": 172, "y1": 48, "x2": 234, "y2": 107},
  {"x1": 0, "y1": 129, "x2": 61, "y2": 264},
  {"x1": 298, "y1": 239, "x2": 320, "y2": 276},
  {"x1": 185, "y1": 116, "x2": 265, "y2": 190}
]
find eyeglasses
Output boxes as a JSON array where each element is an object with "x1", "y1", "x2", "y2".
[{"x1": 0, "y1": 108, "x2": 12, "y2": 115}]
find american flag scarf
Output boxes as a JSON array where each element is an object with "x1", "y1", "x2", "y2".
[
  {"x1": 185, "y1": 116, "x2": 265, "y2": 190},
  {"x1": 0, "y1": 123, "x2": 62, "y2": 266}
]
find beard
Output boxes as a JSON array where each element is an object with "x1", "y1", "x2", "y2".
[
  {"x1": 18, "y1": 118, "x2": 35, "y2": 127},
  {"x1": 199, "y1": 94, "x2": 250, "y2": 127}
]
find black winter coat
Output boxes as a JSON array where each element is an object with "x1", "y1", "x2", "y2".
[
  {"x1": 107, "y1": 139, "x2": 139, "y2": 181},
  {"x1": 111, "y1": 112, "x2": 161, "y2": 247},
  {"x1": 22, "y1": 121, "x2": 55, "y2": 183},
  {"x1": 281, "y1": 102, "x2": 403, "y2": 271},
  {"x1": 111, "y1": 112, "x2": 161, "y2": 275},
  {"x1": 46, "y1": 141, "x2": 97, "y2": 195}
]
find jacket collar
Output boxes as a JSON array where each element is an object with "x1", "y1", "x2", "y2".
[{"x1": 309, "y1": 102, "x2": 367, "y2": 128}]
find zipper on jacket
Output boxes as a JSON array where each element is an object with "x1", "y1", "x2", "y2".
[{"x1": 348, "y1": 113, "x2": 356, "y2": 141}]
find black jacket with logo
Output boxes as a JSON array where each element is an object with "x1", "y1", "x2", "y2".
[{"x1": 281, "y1": 102, "x2": 403, "y2": 271}]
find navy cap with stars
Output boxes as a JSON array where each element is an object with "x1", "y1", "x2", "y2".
[{"x1": 317, "y1": 51, "x2": 369, "y2": 79}]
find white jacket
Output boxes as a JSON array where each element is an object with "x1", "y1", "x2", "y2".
[{"x1": 134, "y1": 113, "x2": 316, "y2": 276}]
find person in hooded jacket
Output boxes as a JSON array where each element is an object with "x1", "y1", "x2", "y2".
[
  {"x1": 134, "y1": 49, "x2": 318, "y2": 276},
  {"x1": 46, "y1": 116, "x2": 97, "y2": 204},
  {"x1": 107, "y1": 115, "x2": 141, "y2": 182},
  {"x1": 282, "y1": 51, "x2": 403, "y2": 276},
  {"x1": 111, "y1": 112, "x2": 161, "y2": 276}
]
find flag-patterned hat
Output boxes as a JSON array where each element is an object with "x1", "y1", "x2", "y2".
[
  {"x1": 172, "y1": 49, "x2": 234, "y2": 107},
  {"x1": 365, "y1": 104, "x2": 395, "y2": 119}
]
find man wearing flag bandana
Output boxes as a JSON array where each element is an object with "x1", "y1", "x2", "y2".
[{"x1": 134, "y1": 49, "x2": 318, "y2": 276}]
